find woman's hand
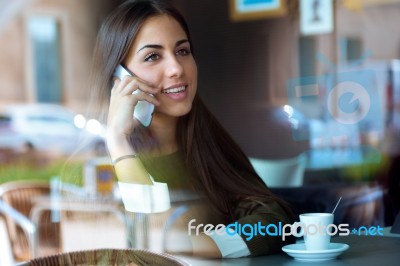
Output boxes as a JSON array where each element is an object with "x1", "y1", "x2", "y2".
[{"x1": 106, "y1": 75, "x2": 160, "y2": 158}]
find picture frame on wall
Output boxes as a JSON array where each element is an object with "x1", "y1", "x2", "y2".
[
  {"x1": 300, "y1": 0, "x2": 334, "y2": 36},
  {"x1": 229, "y1": 0, "x2": 287, "y2": 22}
]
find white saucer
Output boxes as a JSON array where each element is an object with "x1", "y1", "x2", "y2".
[{"x1": 282, "y1": 243, "x2": 349, "y2": 262}]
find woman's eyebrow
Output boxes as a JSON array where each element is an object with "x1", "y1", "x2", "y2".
[
  {"x1": 137, "y1": 39, "x2": 189, "y2": 54},
  {"x1": 176, "y1": 39, "x2": 189, "y2": 46},
  {"x1": 137, "y1": 44, "x2": 162, "y2": 54}
]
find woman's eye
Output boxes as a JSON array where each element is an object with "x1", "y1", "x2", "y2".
[
  {"x1": 144, "y1": 53, "x2": 160, "y2": 62},
  {"x1": 176, "y1": 48, "x2": 191, "y2": 56}
]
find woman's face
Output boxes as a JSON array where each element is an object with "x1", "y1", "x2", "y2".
[{"x1": 125, "y1": 15, "x2": 197, "y2": 120}]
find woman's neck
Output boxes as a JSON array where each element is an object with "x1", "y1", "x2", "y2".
[{"x1": 149, "y1": 113, "x2": 178, "y2": 156}]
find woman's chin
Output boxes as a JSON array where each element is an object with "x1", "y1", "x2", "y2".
[{"x1": 156, "y1": 105, "x2": 193, "y2": 118}]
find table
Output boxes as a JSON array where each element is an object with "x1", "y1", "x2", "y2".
[{"x1": 176, "y1": 234, "x2": 400, "y2": 266}]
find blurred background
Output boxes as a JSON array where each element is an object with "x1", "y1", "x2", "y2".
[{"x1": 1, "y1": 0, "x2": 400, "y2": 263}]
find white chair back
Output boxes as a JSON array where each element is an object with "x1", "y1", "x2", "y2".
[
  {"x1": 250, "y1": 154, "x2": 307, "y2": 187},
  {"x1": 0, "y1": 215, "x2": 14, "y2": 266}
]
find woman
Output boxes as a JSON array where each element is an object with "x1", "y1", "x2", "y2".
[{"x1": 90, "y1": 0, "x2": 295, "y2": 258}]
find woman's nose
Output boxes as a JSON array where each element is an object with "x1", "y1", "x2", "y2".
[{"x1": 165, "y1": 56, "x2": 184, "y2": 78}]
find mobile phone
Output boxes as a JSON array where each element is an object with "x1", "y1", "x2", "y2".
[{"x1": 113, "y1": 64, "x2": 154, "y2": 127}]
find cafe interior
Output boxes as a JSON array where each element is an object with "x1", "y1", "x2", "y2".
[{"x1": 0, "y1": 0, "x2": 400, "y2": 265}]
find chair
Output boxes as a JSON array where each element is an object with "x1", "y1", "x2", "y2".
[
  {"x1": 0, "y1": 180, "x2": 60, "y2": 262},
  {"x1": 16, "y1": 248, "x2": 190, "y2": 266},
  {"x1": 0, "y1": 212, "x2": 15, "y2": 265},
  {"x1": 249, "y1": 153, "x2": 307, "y2": 187},
  {"x1": 271, "y1": 182, "x2": 386, "y2": 228}
]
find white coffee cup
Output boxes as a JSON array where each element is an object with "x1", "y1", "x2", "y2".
[{"x1": 296, "y1": 213, "x2": 334, "y2": 250}]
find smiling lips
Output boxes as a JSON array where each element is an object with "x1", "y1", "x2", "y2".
[{"x1": 162, "y1": 85, "x2": 187, "y2": 94}]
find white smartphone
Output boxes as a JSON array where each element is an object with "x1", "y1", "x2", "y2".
[{"x1": 113, "y1": 64, "x2": 155, "y2": 127}]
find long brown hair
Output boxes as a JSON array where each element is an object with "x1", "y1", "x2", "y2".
[
  {"x1": 177, "y1": 96, "x2": 294, "y2": 222},
  {"x1": 90, "y1": 0, "x2": 294, "y2": 223}
]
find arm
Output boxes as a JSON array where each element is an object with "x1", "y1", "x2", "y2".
[
  {"x1": 207, "y1": 229, "x2": 251, "y2": 258},
  {"x1": 107, "y1": 76, "x2": 159, "y2": 185},
  {"x1": 188, "y1": 204, "x2": 293, "y2": 259},
  {"x1": 234, "y1": 201, "x2": 296, "y2": 256},
  {"x1": 107, "y1": 76, "x2": 172, "y2": 213},
  {"x1": 113, "y1": 157, "x2": 153, "y2": 185},
  {"x1": 165, "y1": 227, "x2": 250, "y2": 258},
  {"x1": 190, "y1": 233, "x2": 222, "y2": 258}
]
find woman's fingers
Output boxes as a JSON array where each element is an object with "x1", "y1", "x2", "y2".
[
  {"x1": 112, "y1": 76, "x2": 160, "y2": 107},
  {"x1": 110, "y1": 78, "x2": 121, "y2": 94},
  {"x1": 107, "y1": 75, "x2": 159, "y2": 137},
  {"x1": 114, "y1": 75, "x2": 160, "y2": 96},
  {"x1": 130, "y1": 89, "x2": 160, "y2": 106},
  {"x1": 110, "y1": 88, "x2": 160, "y2": 110}
]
